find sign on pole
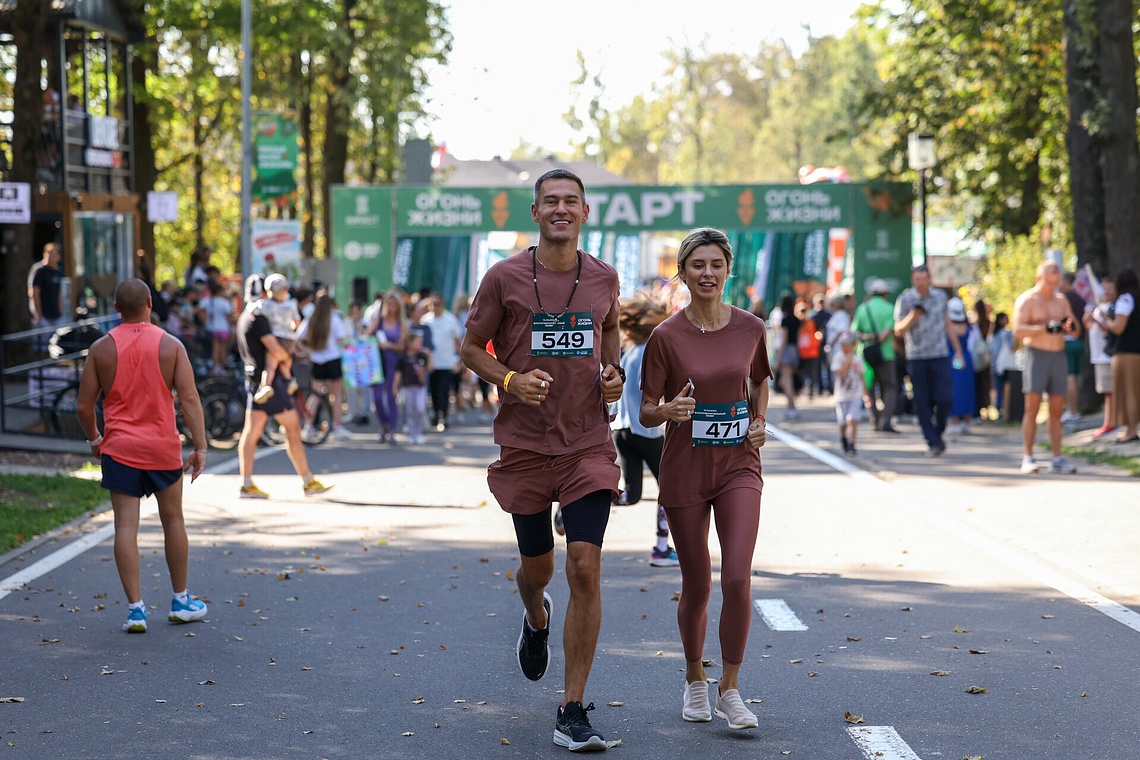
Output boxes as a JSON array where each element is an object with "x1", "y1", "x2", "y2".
[
  {"x1": 146, "y1": 191, "x2": 179, "y2": 223},
  {"x1": 0, "y1": 182, "x2": 32, "y2": 224}
]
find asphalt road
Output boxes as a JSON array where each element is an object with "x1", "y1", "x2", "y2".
[{"x1": 1, "y1": 400, "x2": 1138, "y2": 759}]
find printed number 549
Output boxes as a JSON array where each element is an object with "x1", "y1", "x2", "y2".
[{"x1": 541, "y1": 332, "x2": 585, "y2": 349}]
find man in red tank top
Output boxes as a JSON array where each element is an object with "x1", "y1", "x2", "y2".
[{"x1": 77, "y1": 279, "x2": 210, "y2": 634}]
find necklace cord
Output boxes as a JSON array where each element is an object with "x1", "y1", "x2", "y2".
[{"x1": 533, "y1": 247, "x2": 582, "y2": 319}]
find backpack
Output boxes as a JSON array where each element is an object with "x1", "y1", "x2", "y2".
[
  {"x1": 797, "y1": 317, "x2": 821, "y2": 359},
  {"x1": 967, "y1": 325, "x2": 990, "y2": 370}
]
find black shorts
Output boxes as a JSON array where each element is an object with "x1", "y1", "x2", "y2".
[
  {"x1": 511, "y1": 490, "x2": 611, "y2": 557},
  {"x1": 312, "y1": 358, "x2": 344, "y2": 381},
  {"x1": 101, "y1": 455, "x2": 183, "y2": 498},
  {"x1": 248, "y1": 373, "x2": 294, "y2": 416}
]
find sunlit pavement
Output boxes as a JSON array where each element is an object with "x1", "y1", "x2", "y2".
[{"x1": 1, "y1": 402, "x2": 1138, "y2": 759}]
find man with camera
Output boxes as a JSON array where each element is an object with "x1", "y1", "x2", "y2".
[
  {"x1": 1011, "y1": 261, "x2": 1080, "y2": 474},
  {"x1": 894, "y1": 265, "x2": 962, "y2": 457}
]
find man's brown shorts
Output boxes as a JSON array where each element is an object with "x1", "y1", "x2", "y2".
[{"x1": 488, "y1": 443, "x2": 619, "y2": 515}]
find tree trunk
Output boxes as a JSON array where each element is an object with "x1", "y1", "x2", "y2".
[
  {"x1": 132, "y1": 41, "x2": 157, "y2": 272},
  {"x1": 193, "y1": 99, "x2": 206, "y2": 259},
  {"x1": 298, "y1": 51, "x2": 315, "y2": 260},
  {"x1": 321, "y1": 0, "x2": 357, "y2": 258},
  {"x1": 1096, "y1": 0, "x2": 1140, "y2": 276},
  {"x1": 3, "y1": 3, "x2": 47, "y2": 335},
  {"x1": 1063, "y1": 0, "x2": 1107, "y2": 275}
]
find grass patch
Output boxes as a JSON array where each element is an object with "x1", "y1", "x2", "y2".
[
  {"x1": 1062, "y1": 446, "x2": 1140, "y2": 477},
  {"x1": 0, "y1": 473, "x2": 108, "y2": 554}
]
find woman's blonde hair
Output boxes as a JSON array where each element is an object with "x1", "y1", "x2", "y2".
[{"x1": 675, "y1": 227, "x2": 733, "y2": 281}]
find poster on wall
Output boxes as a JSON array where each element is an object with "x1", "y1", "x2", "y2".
[{"x1": 251, "y1": 219, "x2": 302, "y2": 282}]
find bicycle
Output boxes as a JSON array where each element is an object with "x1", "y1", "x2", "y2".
[{"x1": 258, "y1": 380, "x2": 333, "y2": 446}]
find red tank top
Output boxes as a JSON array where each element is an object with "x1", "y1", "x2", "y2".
[{"x1": 100, "y1": 322, "x2": 184, "y2": 470}]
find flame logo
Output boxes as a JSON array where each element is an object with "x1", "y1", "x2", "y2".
[{"x1": 570, "y1": 315, "x2": 576, "y2": 327}]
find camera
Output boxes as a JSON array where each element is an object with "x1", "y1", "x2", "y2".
[{"x1": 1045, "y1": 319, "x2": 1064, "y2": 334}]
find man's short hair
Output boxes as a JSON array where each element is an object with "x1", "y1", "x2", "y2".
[{"x1": 533, "y1": 168, "x2": 585, "y2": 205}]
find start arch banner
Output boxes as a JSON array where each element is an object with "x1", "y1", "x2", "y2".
[{"x1": 331, "y1": 181, "x2": 913, "y2": 304}]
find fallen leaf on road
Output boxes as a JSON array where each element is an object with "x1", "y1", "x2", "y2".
[
  {"x1": 607, "y1": 701, "x2": 623, "y2": 707},
  {"x1": 965, "y1": 686, "x2": 988, "y2": 694},
  {"x1": 0, "y1": 697, "x2": 26, "y2": 703},
  {"x1": 199, "y1": 680, "x2": 217, "y2": 685},
  {"x1": 953, "y1": 625, "x2": 971, "y2": 633},
  {"x1": 1042, "y1": 614, "x2": 1055, "y2": 619},
  {"x1": 500, "y1": 738, "x2": 510, "y2": 745},
  {"x1": 505, "y1": 570, "x2": 515, "y2": 581},
  {"x1": 745, "y1": 698, "x2": 763, "y2": 704},
  {"x1": 454, "y1": 699, "x2": 466, "y2": 703},
  {"x1": 969, "y1": 650, "x2": 988, "y2": 655},
  {"x1": 1081, "y1": 692, "x2": 1088, "y2": 697},
  {"x1": 301, "y1": 667, "x2": 313, "y2": 671},
  {"x1": 930, "y1": 670, "x2": 951, "y2": 677},
  {"x1": 789, "y1": 659, "x2": 804, "y2": 664},
  {"x1": 846, "y1": 637, "x2": 861, "y2": 642},
  {"x1": 402, "y1": 732, "x2": 413, "y2": 737},
  {"x1": 844, "y1": 711, "x2": 864, "y2": 725},
  {"x1": 412, "y1": 697, "x2": 425, "y2": 704}
]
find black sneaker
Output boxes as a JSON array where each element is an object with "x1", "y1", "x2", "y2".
[
  {"x1": 554, "y1": 701, "x2": 607, "y2": 752},
  {"x1": 517, "y1": 592, "x2": 552, "y2": 681}
]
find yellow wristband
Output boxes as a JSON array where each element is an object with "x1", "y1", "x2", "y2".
[{"x1": 503, "y1": 370, "x2": 517, "y2": 392}]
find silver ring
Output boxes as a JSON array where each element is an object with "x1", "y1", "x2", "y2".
[{"x1": 540, "y1": 380, "x2": 547, "y2": 389}]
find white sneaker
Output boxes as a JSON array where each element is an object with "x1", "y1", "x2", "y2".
[
  {"x1": 682, "y1": 680, "x2": 713, "y2": 722},
  {"x1": 714, "y1": 688, "x2": 758, "y2": 730},
  {"x1": 1060, "y1": 411, "x2": 1081, "y2": 423},
  {"x1": 1049, "y1": 456, "x2": 1077, "y2": 474},
  {"x1": 1020, "y1": 456, "x2": 1039, "y2": 474},
  {"x1": 332, "y1": 426, "x2": 351, "y2": 440}
]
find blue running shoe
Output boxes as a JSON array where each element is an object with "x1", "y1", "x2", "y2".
[
  {"x1": 123, "y1": 606, "x2": 147, "y2": 633},
  {"x1": 169, "y1": 594, "x2": 208, "y2": 623}
]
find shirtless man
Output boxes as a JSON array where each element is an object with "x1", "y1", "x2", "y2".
[{"x1": 1011, "y1": 261, "x2": 1079, "y2": 474}]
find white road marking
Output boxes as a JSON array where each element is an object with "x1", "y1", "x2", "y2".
[
  {"x1": 847, "y1": 725, "x2": 923, "y2": 759},
  {"x1": 754, "y1": 598, "x2": 809, "y2": 631},
  {"x1": 767, "y1": 424, "x2": 1140, "y2": 636},
  {"x1": 0, "y1": 448, "x2": 269, "y2": 600}
]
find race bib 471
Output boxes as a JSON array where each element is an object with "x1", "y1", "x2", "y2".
[{"x1": 691, "y1": 400, "x2": 749, "y2": 446}]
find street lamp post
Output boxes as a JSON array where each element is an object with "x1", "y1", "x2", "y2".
[{"x1": 907, "y1": 132, "x2": 936, "y2": 266}]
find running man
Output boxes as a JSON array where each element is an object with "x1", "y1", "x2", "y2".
[{"x1": 460, "y1": 168, "x2": 624, "y2": 752}]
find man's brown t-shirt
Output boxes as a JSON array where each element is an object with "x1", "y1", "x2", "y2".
[
  {"x1": 466, "y1": 248, "x2": 620, "y2": 456},
  {"x1": 641, "y1": 307, "x2": 773, "y2": 508}
]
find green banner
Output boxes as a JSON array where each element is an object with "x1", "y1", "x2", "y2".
[
  {"x1": 392, "y1": 183, "x2": 853, "y2": 234},
  {"x1": 252, "y1": 112, "x2": 298, "y2": 204},
  {"x1": 850, "y1": 182, "x2": 916, "y2": 301},
  {"x1": 331, "y1": 186, "x2": 394, "y2": 304},
  {"x1": 332, "y1": 182, "x2": 911, "y2": 304}
]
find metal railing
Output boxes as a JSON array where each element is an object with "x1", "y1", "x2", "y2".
[{"x1": 0, "y1": 315, "x2": 120, "y2": 439}]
